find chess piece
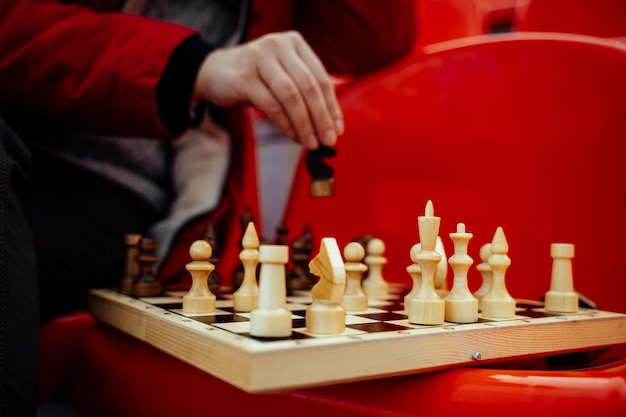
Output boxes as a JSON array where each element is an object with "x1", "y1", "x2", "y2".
[
  {"x1": 404, "y1": 243, "x2": 422, "y2": 310},
  {"x1": 250, "y1": 245, "x2": 292, "y2": 338},
  {"x1": 119, "y1": 233, "x2": 142, "y2": 294},
  {"x1": 233, "y1": 208, "x2": 256, "y2": 290},
  {"x1": 204, "y1": 223, "x2": 221, "y2": 297},
  {"x1": 182, "y1": 240, "x2": 216, "y2": 314},
  {"x1": 362, "y1": 238, "x2": 389, "y2": 297},
  {"x1": 233, "y1": 222, "x2": 260, "y2": 312},
  {"x1": 473, "y1": 243, "x2": 493, "y2": 309},
  {"x1": 287, "y1": 225, "x2": 315, "y2": 290},
  {"x1": 408, "y1": 200, "x2": 445, "y2": 325},
  {"x1": 434, "y1": 237, "x2": 449, "y2": 298},
  {"x1": 444, "y1": 223, "x2": 478, "y2": 323},
  {"x1": 132, "y1": 237, "x2": 162, "y2": 297},
  {"x1": 481, "y1": 227, "x2": 516, "y2": 319},
  {"x1": 544, "y1": 243, "x2": 578, "y2": 313},
  {"x1": 306, "y1": 238, "x2": 346, "y2": 334},
  {"x1": 306, "y1": 145, "x2": 336, "y2": 197},
  {"x1": 341, "y1": 242, "x2": 368, "y2": 312}
]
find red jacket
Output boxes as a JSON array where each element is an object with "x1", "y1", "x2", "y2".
[
  {"x1": 0, "y1": 0, "x2": 416, "y2": 285},
  {"x1": 0, "y1": 0, "x2": 416, "y2": 138}
]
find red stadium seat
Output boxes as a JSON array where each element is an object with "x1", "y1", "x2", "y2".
[
  {"x1": 415, "y1": 0, "x2": 519, "y2": 50},
  {"x1": 70, "y1": 32, "x2": 626, "y2": 417},
  {"x1": 283, "y1": 32, "x2": 626, "y2": 315},
  {"x1": 415, "y1": 0, "x2": 483, "y2": 48},
  {"x1": 514, "y1": 0, "x2": 626, "y2": 38},
  {"x1": 38, "y1": 311, "x2": 95, "y2": 403}
]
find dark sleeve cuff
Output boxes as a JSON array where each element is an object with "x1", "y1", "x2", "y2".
[{"x1": 156, "y1": 35, "x2": 215, "y2": 136}]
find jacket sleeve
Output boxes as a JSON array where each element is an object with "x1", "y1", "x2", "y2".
[
  {"x1": 297, "y1": 0, "x2": 417, "y2": 75},
  {"x1": 0, "y1": 0, "x2": 202, "y2": 139}
]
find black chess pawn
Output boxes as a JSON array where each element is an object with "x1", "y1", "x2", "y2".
[
  {"x1": 287, "y1": 225, "x2": 315, "y2": 290},
  {"x1": 119, "y1": 233, "x2": 142, "y2": 294},
  {"x1": 204, "y1": 223, "x2": 222, "y2": 297},
  {"x1": 132, "y1": 237, "x2": 162, "y2": 297}
]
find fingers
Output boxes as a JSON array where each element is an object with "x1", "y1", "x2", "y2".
[
  {"x1": 194, "y1": 32, "x2": 344, "y2": 149},
  {"x1": 273, "y1": 32, "x2": 343, "y2": 148}
]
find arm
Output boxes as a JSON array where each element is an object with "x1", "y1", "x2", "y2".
[
  {"x1": 297, "y1": 0, "x2": 418, "y2": 76},
  {"x1": 0, "y1": 0, "x2": 202, "y2": 139},
  {"x1": 0, "y1": 1, "x2": 345, "y2": 147}
]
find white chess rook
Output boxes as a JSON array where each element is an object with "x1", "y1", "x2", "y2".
[
  {"x1": 250, "y1": 245, "x2": 292, "y2": 338},
  {"x1": 545, "y1": 243, "x2": 578, "y2": 313}
]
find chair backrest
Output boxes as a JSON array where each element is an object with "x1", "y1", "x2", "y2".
[
  {"x1": 415, "y1": 0, "x2": 519, "y2": 51},
  {"x1": 283, "y1": 32, "x2": 626, "y2": 314},
  {"x1": 415, "y1": 0, "x2": 483, "y2": 49},
  {"x1": 514, "y1": 0, "x2": 626, "y2": 38}
]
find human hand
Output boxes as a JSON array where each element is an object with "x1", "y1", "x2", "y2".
[{"x1": 193, "y1": 31, "x2": 343, "y2": 149}]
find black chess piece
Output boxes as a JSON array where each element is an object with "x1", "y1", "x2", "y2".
[
  {"x1": 287, "y1": 225, "x2": 315, "y2": 290},
  {"x1": 204, "y1": 223, "x2": 222, "y2": 297},
  {"x1": 132, "y1": 237, "x2": 162, "y2": 297}
]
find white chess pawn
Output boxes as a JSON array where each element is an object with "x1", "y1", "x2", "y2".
[
  {"x1": 342, "y1": 242, "x2": 369, "y2": 312},
  {"x1": 544, "y1": 243, "x2": 578, "y2": 313},
  {"x1": 182, "y1": 240, "x2": 216, "y2": 314},
  {"x1": 473, "y1": 243, "x2": 493, "y2": 309},
  {"x1": 362, "y1": 238, "x2": 389, "y2": 297},
  {"x1": 404, "y1": 243, "x2": 422, "y2": 310},
  {"x1": 481, "y1": 227, "x2": 516, "y2": 319},
  {"x1": 233, "y1": 222, "x2": 260, "y2": 312},
  {"x1": 434, "y1": 237, "x2": 449, "y2": 298},
  {"x1": 444, "y1": 223, "x2": 478, "y2": 323},
  {"x1": 250, "y1": 245, "x2": 292, "y2": 338}
]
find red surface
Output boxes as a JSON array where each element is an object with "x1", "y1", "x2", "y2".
[
  {"x1": 414, "y1": 0, "x2": 518, "y2": 50},
  {"x1": 70, "y1": 32, "x2": 626, "y2": 417},
  {"x1": 72, "y1": 324, "x2": 626, "y2": 417},
  {"x1": 38, "y1": 311, "x2": 95, "y2": 402},
  {"x1": 514, "y1": 0, "x2": 626, "y2": 38},
  {"x1": 284, "y1": 32, "x2": 626, "y2": 315}
]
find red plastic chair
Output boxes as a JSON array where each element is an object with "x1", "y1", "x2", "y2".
[
  {"x1": 415, "y1": 0, "x2": 519, "y2": 51},
  {"x1": 514, "y1": 0, "x2": 626, "y2": 38},
  {"x1": 283, "y1": 32, "x2": 626, "y2": 315},
  {"x1": 71, "y1": 33, "x2": 626, "y2": 417},
  {"x1": 38, "y1": 311, "x2": 95, "y2": 403}
]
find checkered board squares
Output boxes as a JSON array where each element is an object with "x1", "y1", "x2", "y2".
[{"x1": 88, "y1": 287, "x2": 626, "y2": 393}]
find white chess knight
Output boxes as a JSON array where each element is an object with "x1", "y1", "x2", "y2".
[{"x1": 306, "y1": 238, "x2": 347, "y2": 334}]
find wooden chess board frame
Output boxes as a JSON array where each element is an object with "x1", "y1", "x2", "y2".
[{"x1": 88, "y1": 286, "x2": 626, "y2": 393}]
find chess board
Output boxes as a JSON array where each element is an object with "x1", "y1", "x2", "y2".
[{"x1": 88, "y1": 284, "x2": 626, "y2": 393}]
